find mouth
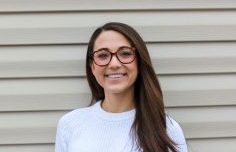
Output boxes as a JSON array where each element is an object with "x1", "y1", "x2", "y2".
[{"x1": 105, "y1": 73, "x2": 127, "y2": 79}]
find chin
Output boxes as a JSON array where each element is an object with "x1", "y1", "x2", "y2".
[
  {"x1": 105, "y1": 87, "x2": 128, "y2": 94},
  {"x1": 105, "y1": 84, "x2": 134, "y2": 95}
]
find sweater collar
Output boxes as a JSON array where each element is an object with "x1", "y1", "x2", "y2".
[{"x1": 93, "y1": 100, "x2": 136, "y2": 121}]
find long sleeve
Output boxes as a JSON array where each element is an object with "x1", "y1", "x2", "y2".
[
  {"x1": 167, "y1": 116, "x2": 188, "y2": 152},
  {"x1": 55, "y1": 118, "x2": 67, "y2": 152}
]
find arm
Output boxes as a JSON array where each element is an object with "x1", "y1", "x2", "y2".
[
  {"x1": 55, "y1": 118, "x2": 67, "y2": 152},
  {"x1": 166, "y1": 116, "x2": 188, "y2": 152}
]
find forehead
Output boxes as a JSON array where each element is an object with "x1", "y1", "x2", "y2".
[{"x1": 94, "y1": 30, "x2": 131, "y2": 51}]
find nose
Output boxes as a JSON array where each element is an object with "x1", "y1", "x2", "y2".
[{"x1": 108, "y1": 54, "x2": 122, "y2": 68}]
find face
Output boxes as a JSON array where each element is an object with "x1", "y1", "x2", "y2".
[{"x1": 91, "y1": 30, "x2": 138, "y2": 95}]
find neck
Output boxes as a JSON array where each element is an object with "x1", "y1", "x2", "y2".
[{"x1": 102, "y1": 90, "x2": 135, "y2": 113}]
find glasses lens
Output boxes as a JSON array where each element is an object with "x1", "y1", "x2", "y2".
[
  {"x1": 93, "y1": 50, "x2": 111, "y2": 66},
  {"x1": 117, "y1": 47, "x2": 135, "y2": 64}
]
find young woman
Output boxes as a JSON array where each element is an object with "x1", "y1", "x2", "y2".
[{"x1": 55, "y1": 22, "x2": 187, "y2": 152}]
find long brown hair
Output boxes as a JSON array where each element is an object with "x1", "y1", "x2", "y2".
[{"x1": 86, "y1": 22, "x2": 177, "y2": 152}]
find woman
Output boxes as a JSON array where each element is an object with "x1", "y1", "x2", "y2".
[{"x1": 55, "y1": 22, "x2": 187, "y2": 152}]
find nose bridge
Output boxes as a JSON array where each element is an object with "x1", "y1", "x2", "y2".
[{"x1": 109, "y1": 52, "x2": 121, "y2": 66}]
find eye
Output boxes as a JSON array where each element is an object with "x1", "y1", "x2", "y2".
[
  {"x1": 95, "y1": 51, "x2": 110, "y2": 60},
  {"x1": 119, "y1": 48, "x2": 134, "y2": 58}
]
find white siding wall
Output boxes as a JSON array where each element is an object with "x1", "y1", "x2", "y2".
[{"x1": 0, "y1": 1, "x2": 236, "y2": 151}]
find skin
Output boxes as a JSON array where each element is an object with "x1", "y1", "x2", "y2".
[{"x1": 92, "y1": 30, "x2": 138, "y2": 113}]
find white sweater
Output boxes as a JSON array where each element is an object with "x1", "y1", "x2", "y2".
[{"x1": 55, "y1": 101, "x2": 188, "y2": 152}]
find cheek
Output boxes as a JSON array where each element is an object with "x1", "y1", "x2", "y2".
[
  {"x1": 126, "y1": 62, "x2": 138, "y2": 83},
  {"x1": 91, "y1": 63, "x2": 99, "y2": 74},
  {"x1": 91, "y1": 64, "x2": 105, "y2": 81},
  {"x1": 131, "y1": 60, "x2": 138, "y2": 75},
  {"x1": 91, "y1": 63, "x2": 96, "y2": 76}
]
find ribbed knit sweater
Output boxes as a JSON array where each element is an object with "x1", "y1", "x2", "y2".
[{"x1": 55, "y1": 101, "x2": 187, "y2": 152}]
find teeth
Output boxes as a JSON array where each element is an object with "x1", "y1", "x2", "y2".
[{"x1": 106, "y1": 73, "x2": 124, "y2": 78}]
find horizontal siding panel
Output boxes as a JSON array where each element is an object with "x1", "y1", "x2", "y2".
[
  {"x1": 0, "y1": 27, "x2": 91, "y2": 45},
  {"x1": 1, "y1": 74, "x2": 236, "y2": 111},
  {"x1": 0, "y1": 111, "x2": 66, "y2": 144},
  {"x1": 155, "y1": 57, "x2": 236, "y2": 74},
  {"x1": 2, "y1": 11, "x2": 236, "y2": 28},
  {"x1": 1, "y1": 25, "x2": 236, "y2": 45},
  {"x1": 1, "y1": 11, "x2": 236, "y2": 45},
  {"x1": 0, "y1": 78, "x2": 90, "y2": 111},
  {"x1": 161, "y1": 74, "x2": 236, "y2": 107},
  {"x1": 0, "y1": 45, "x2": 86, "y2": 78},
  {"x1": 0, "y1": 144, "x2": 53, "y2": 152},
  {"x1": 164, "y1": 89, "x2": 236, "y2": 107},
  {"x1": 1, "y1": 0, "x2": 236, "y2": 12},
  {"x1": 167, "y1": 106, "x2": 236, "y2": 139},
  {"x1": 0, "y1": 78, "x2": 88, "y2": 94},
  {"x1": 1, "y1": 42, "x2": 236, "y2": 78},
  {"x1": 188, "y1": 138, "x2": 236, "y2": 152},
  {"x1": 151, "y1": 42, "x2": 236, "y2": 74},
  {"x1": 0, "y1": 93, "x2": 90, "y2": 111}
]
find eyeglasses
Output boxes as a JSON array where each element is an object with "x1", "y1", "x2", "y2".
[{"x1": 91, "y1": 46, "x2": 136, "y2": 66}]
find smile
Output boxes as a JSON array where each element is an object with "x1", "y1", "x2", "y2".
[{"x1": 105, "y1": 73, "x2": 126, "y2": 78}]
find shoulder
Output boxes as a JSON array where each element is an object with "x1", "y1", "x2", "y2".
[
  {"x1": 166, "y1": 115, "x2": 184, "y2": 137},
  {"x1": 55, "y1": 105, "x2": 96, "y2": 152},
  {"x1": 166, "y1": 115, "x2": 188, "y2": 152},
  {"x1": 57, "y1": 105, "x2": 94, "y2": 132}
]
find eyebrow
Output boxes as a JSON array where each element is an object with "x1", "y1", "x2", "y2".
[{"x1": 94, "y1": 45, "x2": 132, "y2": 52}]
